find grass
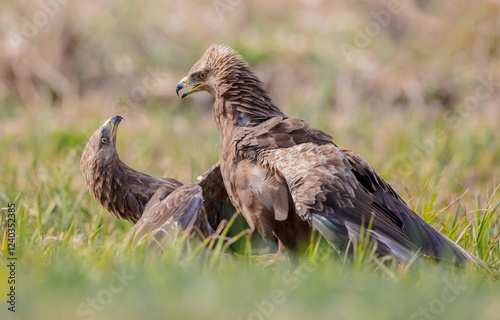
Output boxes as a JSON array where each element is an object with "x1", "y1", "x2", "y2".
[
  {"x1": 1, "y1": 0, "x2": 500, "y2": 319},
  {"x1": 1, "y1": 99, "x2": 499, "y2": 320}
]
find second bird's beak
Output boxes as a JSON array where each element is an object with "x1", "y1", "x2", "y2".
[
  {"x1": 176, "y1": 76, "x2": 203, "y2": 98},
  {"x1": 110, "y1": 115, "x2": 124, "y2": 141}
]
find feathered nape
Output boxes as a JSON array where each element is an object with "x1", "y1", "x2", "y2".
[{"x1": 205, "y1": 44, "x2": 285, "y2": 126}]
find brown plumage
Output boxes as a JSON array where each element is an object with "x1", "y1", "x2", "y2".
[
  {"x1": 81, "y1": 116, "x2": 230, "y2": 246},
  {"x1": 176, "y1": 44, "x2": 486, "y2": 265}
]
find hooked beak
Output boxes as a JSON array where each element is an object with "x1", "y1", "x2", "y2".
[
  {"x1": 110, "y1": 115, "x2": 124, "y2": 141},
  {"x1": 176, "y1": 76, "x2": 204, "y2": 98}
]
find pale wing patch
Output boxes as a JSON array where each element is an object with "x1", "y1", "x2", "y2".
[{"x1": 246, "y1": 163, "x2": 289, "y2": 221}]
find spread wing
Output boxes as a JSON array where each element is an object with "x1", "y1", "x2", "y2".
[
  {"x1": 125, "y1": 183, "x2": 213, "y2": 248},
  {"x1": 237, "y1": 117, "x2": 483, "y2": 264}
]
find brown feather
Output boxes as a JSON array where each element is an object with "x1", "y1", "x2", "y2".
[
  {"x1": 125, "y1": 183, "x2": 212, "y2": 247},
  {"x1": 179, "y1": 44, "x2": 487, "y2": 265},
  {"x1": 81, "y1": 118, "x2": 234, "y2": 246}
]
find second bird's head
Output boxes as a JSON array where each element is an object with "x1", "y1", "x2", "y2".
[
  {"x1": 82, "y1": 115, "x2": 124, "y2": 165},
  {"x1": 100, "y1": 115, "x2": 123, "y2": 145},
  {"x1": 176, "y1": 44, "x2": 250, "y2": 98}
]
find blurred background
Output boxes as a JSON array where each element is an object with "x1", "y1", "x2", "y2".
[
  {"x1": 1, "y1": 1, "x2": 500, "y2": 319},
  {"x1": 1, "y1": 0, "x2": 499, "y2": 190}
]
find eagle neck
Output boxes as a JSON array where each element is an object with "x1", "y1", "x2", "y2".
[
  {"x1": 84, "y1": 152, "x2": 168, "y2": 223},
  {"x1": 212, "y1": 68, "x2": 285, "y2": 148}
]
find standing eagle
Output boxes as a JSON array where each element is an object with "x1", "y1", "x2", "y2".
[
  {"x1": 81, "y1": 116, "x2": 231, "y2": 247},
  {"x1": 176, "y1": 44, "x2": 486, "y2": 265}
]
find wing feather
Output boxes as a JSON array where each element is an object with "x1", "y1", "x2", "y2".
[
  {"x1": 197, "y1": 161, "x2": 235, "y2": 231},
  {"x1": 235, "y1": 116, "x2": 484, "y2": 264},
  {"x1": 125, "y1": 183, "x2": 212, "y2": 248}
]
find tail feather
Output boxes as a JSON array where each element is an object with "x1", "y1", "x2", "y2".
[{"x1": 312, "y1": 211, "x2": 489, "y2": 268}]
